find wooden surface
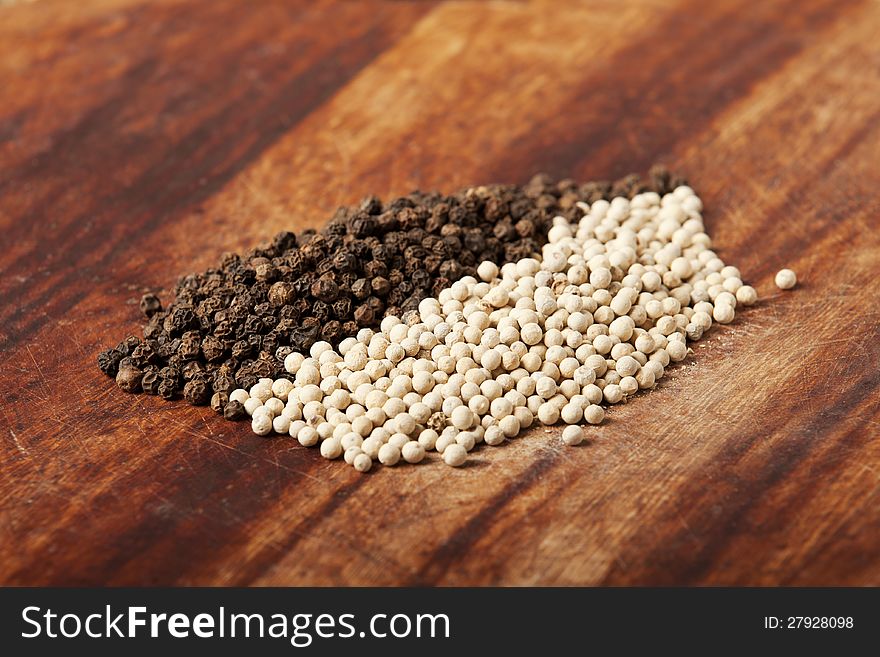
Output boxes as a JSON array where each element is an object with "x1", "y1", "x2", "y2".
[{"x1": 1, "y1": 0, "x2": 878, "y2": 586}]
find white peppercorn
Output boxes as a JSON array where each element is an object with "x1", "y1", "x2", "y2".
[
  {"x1": 560, "y1": 402, "x2": 583, "y2": 424},
  {"x1": 251, "y1": 413, "x2": 273, "y2": 436},
  {"x1": 344, "y1": 446, "x2": 363, "y2": 465},
  {"x1": 341, "y1": 432, "x2": 363, "y2": 451},
  {"x1": 603, "y1": 384, "x2": 623, "y2": 404},
  {"x1": 736, "y1": 285, "x2": 758, "y2": 306},
  {"x1": 712, "y1": 303, "x2": 735, "y2": 324},
  {"x1": 272, "y1": 415, "x2": 291, "y2": 435},
  {"x1": 584, "y1": 404, "x2": 604, "y2": 424},
  {"x1": 455, "y1": 431, "x2": 476, "y2": 451},
  {"x1": 229, "y1": 388, "x2": 249, "y2": 405},
  {"x1": 775, "y1": 268, "x2": 797, "y2": 290},
  {"x1": 418, "y1": 428, "x2": 439, "y2": 450},
  {"x1": 295, "y1": 425, "x2": 318, "y2": 447},
  {"x1": 353, "y1": 453, "x2": 372, "y2": 473},
  {"x1": 388, "y1": 433, "x2": 409, "y2": 450},
  {"x1": 361, "y1": 436, "x2": 382, "y2": 459},
  {"x1": 264, "y1": 397, "x2": 285, "y2": 416},
  {"x1": 378, "y1": 443, "x2": 401, "y2": 466},
  {"x1": 319, "y1": 437, "x2": 342, "y2": 460},
  {"x1": 243, "y1": 397, "x2": 262, "y2": 416},
  {"x1": 435, "y1": 432, "x2": 457, "y2": 454},
  {"x1": 561, "y1": 425, "x2": 585, "y2": 446},
  {"x1": 619, "y1": 376, "x2": 638, "y2": 396},
  {"x1": 218, "y1": 185, "x2": 760, "y2": 472},
  {"x1": 537, "y1": 403, "x2": 560, "y2": 425},
  {"x1": 443, "y1": 443, "x2": 468, "y2": 467}
]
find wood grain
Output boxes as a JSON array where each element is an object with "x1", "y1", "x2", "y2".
[{"x1": 1, "y1": 0, "x2": 878, "y2": 586}]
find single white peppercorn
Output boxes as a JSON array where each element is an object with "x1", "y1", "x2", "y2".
[
  {"x1": 615, "y1": 355, "x2": 640, "y2": 377},
  {"x1": 343, "y1": 446, "x2": 363, "y2": 465},
  {"x1": 667, "y1": 340, "x2": 688, "y2": 362},
  {"x1": 483, "y1": 425, "x2": 505, "y2": 446},
  {"x1": 361, "y1": 436, "x2": 382, "y2": 459},
  {"x1": 537, "y1": 403, "x2": 560, "y2": 425},
  {"x1": 387, "y1": 432, "x2": 409, "y2": 450},
  {"x1": 736, "y1": 285, "x2": 758, "y2": 306},
  {"x1": 534, "y1": 375, "x2": 557, "y2": 400},
  {"x1": 560, "y1": 402, "x2": 583, "y2": 424},
  {"x1": 489, "y1": 396, "x2": 514, "y2": 419},
  {"x1": 619, "y1": 376, "x2": 639, "y2": 396},
  {"x1": 443, "y1": 443, "x2": 468, "y2": 467},
  {"x1": 561, "y1": 425, "x2": 585, "y2": 446},
  {"x1": 584, "y1": 404, "x2": 604, "y2": 425},
  {"x1": 297, "y1": 425, "x2": 319, "y2": 447},
  {"x1": 320, "y1": 437, "x2": 342, "y2": 460},
  {"x1": 271, "y1": 378, "x2": 294, "y2": 401},
  {"x1": 249, "y1": 382, "x2": 273, "y2": 403},
  {"x1": 229, "y1": 388, "x2": 249, "y2": 405},
  {"x1": 435, "y1": 432, "x2": 457, "y2": 454},
  {"x1": 251, "y1": 413, "x2": 273, "y2": 436},
  {"x1": 456, "y1": 431, "x2": 476, "y2": 451},
  {"x1": 378, "y1": 443, "x2": 401, "y2": 466},
  {"x1": 497, "y1": 415, "x2": 520, "y2": 437},
  {"x1": 243, "y1": 397, "x2": 263, "y2": 416},
  {"x1": 418, "y1": 428, "x2": 439, "y2": 450},
  {"x1": 340, "y1": 432, "x2": 363, "y2": 451},
  {"x1": 449, "y1": 405, "x2": 473, "y2": 430},
  {"x1": 775, "y1": 268, "x2": 797, "y2": 290},
  {"x1": 603, "y1": 384, "x2": 623, "y2": 404},
  {"x1": 264, "y1": 397, "x2": 285, "y2": 416},
  {"x1": 401, "y1": 441, "x2": 426, "y2": 463},
  {"x1": 272, "y1": 414, "x2": 291, "y2": 435},
  {"x1": 520, "y1": 323, "x2": 543, "y2": 345},
  {"x1": 712, "y1": 303, "x2": 735, "y2": 324},
  {"x1": 394, "y1": 411, "x2": 417, "y2": 435},
  {"x1": 353, "y1": 453, "x2": 372, "y2": 473}
]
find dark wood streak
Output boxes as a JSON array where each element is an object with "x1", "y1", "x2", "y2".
[
  {"x1": 602, "y1": 328, "x2": 880, "y2": 586},
  {"x1": 410, "y1": 452, "x2": 561, "y2": 586},
  {"x1": 226, "y1": 475, "x2": 371, "y2": 586},
  {"x1": 0, "y1": 1, "x2": 437, "y2": 349},
  {"x1": 2, "y1": 402, "x2": 362, "y2": 585},
  {"x1": 487, "y1": 0, "x2": 863, "y2": 184},
  {"x1": 714, "y1": 109, "x2": 880, "y2": 283}
]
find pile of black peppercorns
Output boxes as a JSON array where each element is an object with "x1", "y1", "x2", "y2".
[{"x1": 98, "y1": 168, "x2": 686, "y2": 410}]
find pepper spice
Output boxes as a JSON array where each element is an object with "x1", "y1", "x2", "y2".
[{"x1": 98, "y1": 169, "x2": 686, "y2": 411}]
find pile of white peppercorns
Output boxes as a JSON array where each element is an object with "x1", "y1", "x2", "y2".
[{"x1": 226, "y1": 186, "x2": 766, "y2": 472}]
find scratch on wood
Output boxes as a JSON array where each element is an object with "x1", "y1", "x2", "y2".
[
  {"x1": 9, "y1": 429, "x2": 28, "y2": 456},
  {"x1": 24, "y1": 344, "x2": 49, "y2": 400}
]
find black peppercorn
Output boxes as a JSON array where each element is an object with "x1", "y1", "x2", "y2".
[
  {"x1": 268, "y1": 281, "x2": 295, "y2": 306},
  {"x1": 212, "y1": 373, "x2": 235, "y2": 394},
  {"x1": 223, "y1": 400, "x2": 247, "y2": 421},
  {"x1": 183, "y1": 361, "x2": 205, "y2": 381},
  {"x1": 353, "y1": 304, "x2": 375, "y2": 326},
  {"x1": 116, "y1": 336, "x2": 141, "y2": 356},
  {"x1": 140, "y1": 293, "x2": 163, "y2": 318},
  {"x1": 201, "y1": 335, "x2": 226, "y2": 362},
  {"x1": 310, "y1": 277, "x2": 339, "y2": 302},
  {"x1": 371, "y1": 276, "x2": 390, "y2": 297},
  {"x1": 158, "y1": 380, "x2": 176, "y2": 400},
  {"x1": 116, "y1": 365, "x2": 143, "y2": 393},
  {"x1": 210, "y1": 391, "x2": 229, "y2": 414},
  {"x1": 97, "y1": 348, "x2": 123, "y2": 377},
  {"x1": 141, "y1": 370, "x2": 160, "y2": 395},
  {"x1": 183, "y1": 376, "x2": 211, "y2": 406},
  {"x1": 351, "y1": 278, "x2": 371, "y2": 300}
]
